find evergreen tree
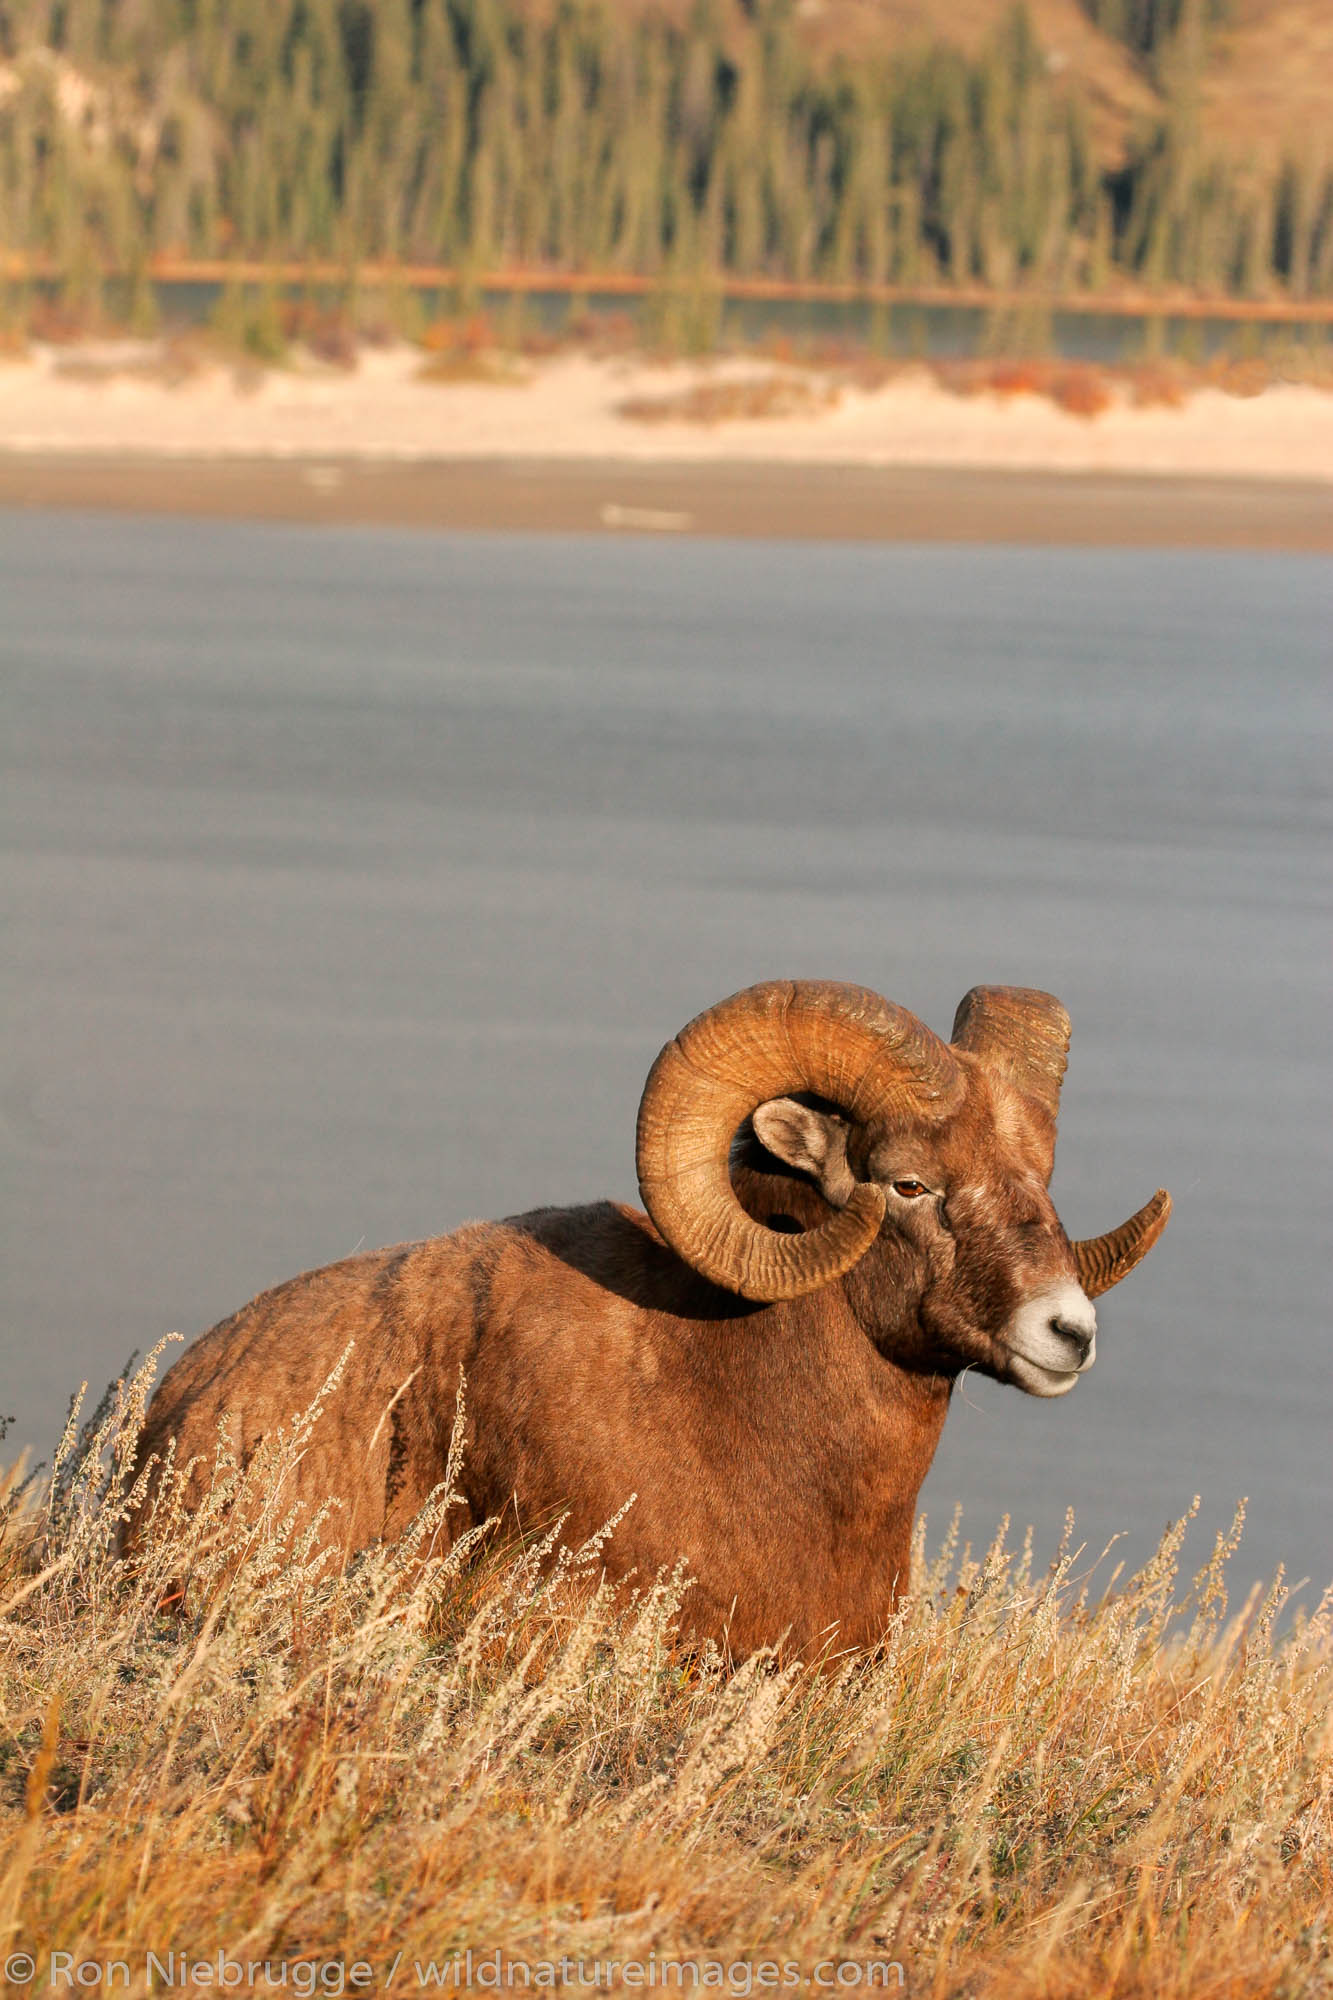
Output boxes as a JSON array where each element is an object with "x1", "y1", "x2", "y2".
[{"x1": 0, "y1": 0, "x2": 1324, "y2": 301}]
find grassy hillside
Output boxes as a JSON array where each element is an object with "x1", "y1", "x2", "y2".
[
  {"x1": 1, "y1": 1357, "x2": 1331, "y2": 1998},
  {"x1": 0, "y1": 0, "x2": 1329, "y2": 313}
]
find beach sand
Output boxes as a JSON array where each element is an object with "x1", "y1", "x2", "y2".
[
  {"x1": 2, "y1": 342, "x2": 1330, "y2": 545},
  {"x1": 3, "y1": 451, "x2": 1330, "y2": 548}
]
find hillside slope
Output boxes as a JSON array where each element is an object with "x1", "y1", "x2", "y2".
[
  {"x1": 601, "y1": 0, "x2": 1332, "y2": 173},
  {"x1": 791, "y1": 0, "x2": 1161, "y2": 163},
  {"x1": 1199, "y1": 0, "x2": 1333, "y2": 165}
]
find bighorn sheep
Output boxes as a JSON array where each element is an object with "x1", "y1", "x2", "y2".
[{"x1": 133, "y1": 982, "x2": 1170, "y2": 1654}]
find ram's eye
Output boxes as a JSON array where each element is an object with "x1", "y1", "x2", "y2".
[{"x1": 891, "y1": 1178, "x2": 930, "y2": 1199}]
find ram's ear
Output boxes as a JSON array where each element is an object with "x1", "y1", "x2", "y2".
[{"x1": 751, "y1": 1099, "x2": 857, "y2": 1207}]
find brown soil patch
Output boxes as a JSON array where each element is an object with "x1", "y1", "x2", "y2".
[{"x1": 618, "y1": 374, "x2": 841, "y2": 425}]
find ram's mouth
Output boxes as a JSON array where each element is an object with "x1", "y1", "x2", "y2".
[
  {"x1": 1002, "y1": 1348, "x2": 1088, "y2": 1399},
  {"x1": 998, "y1": 1285, "x2": 1097, "y2": 1399}
]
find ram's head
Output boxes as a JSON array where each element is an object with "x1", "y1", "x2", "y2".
[{"x1": 637, "y1": 981, "x2": 1170, "y2": 1396}]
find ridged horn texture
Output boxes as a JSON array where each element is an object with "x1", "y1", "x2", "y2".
[
  {"x1": 950, "y1": 985, "x2": 1072, "y2": 1124},
  {"x1": 1073, "y1": 1189, "x2": 1173, "y2": 1298},
  {"x1": 636, "y1": 980, "x2": 964, "y2": 1302}
]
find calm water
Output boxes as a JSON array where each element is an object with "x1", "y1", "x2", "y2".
[
  {"x1": 77, "y1": 276, "x2": 1330, "y2": 364},
  {"x1": 3, "y1": 516, "x2": 1329, "y2": 1604}
]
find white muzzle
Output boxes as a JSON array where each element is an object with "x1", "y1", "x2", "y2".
[{"x1": 1001, "y1": 1283, "x2": 1098, "y2": 1398}]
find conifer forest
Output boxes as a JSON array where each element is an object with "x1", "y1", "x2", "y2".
[{"x1": 0, "y1": 0, "x2": 1329, "y2": 310}]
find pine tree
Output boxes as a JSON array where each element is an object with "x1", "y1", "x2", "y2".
[{"x1": 0, "y1": 0, "x2": 1324, "y2": 310}]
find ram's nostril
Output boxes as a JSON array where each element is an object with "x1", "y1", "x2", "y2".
[{"x1": 1050, "y1": 1317, "x2": 1093, "y2": 1361}]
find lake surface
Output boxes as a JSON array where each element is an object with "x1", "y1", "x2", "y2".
[
  {"x1": 3, "y1": 513, "x2": 1329, "y2": 1607},
  {"x1": 79, "y1": 275, "x2": 1329, "y2": 363}
]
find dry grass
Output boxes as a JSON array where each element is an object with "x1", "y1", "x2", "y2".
[
  {"x1": 2, "y1": 1351, "x2": 1330, "y2": 1999},
  {"x1": 618, "y1": 375, "x2": 842, "y2": 425},
  {"x1": 932, "y1": 360, "x2": 1116, "y2": 420},
  {"x1": 616, "y1": 349, "x2": 1333, "y2": 429},
  {"x1": 932, "y1": 346, "x2": 1333, "y2": 416},
  {"x1": 417, "y1": 350, "x2": 529, "y2": 385},
  {"x1": 417, "y1": 316, "x2": 530, "y2": 385}
]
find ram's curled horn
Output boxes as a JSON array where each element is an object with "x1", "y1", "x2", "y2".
[
  {"x1": 1073, "y1": 1188, "x2": 1173, "y2": 1298},
  {"x1": 950, "y1": 986, "x2": 1072, "y2": 1124},
  {"x1": 636, "y1": 980, "x2": 964, "y2": 1302}
]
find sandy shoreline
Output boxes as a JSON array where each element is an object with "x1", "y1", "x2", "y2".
[
  {"x1": 4, "y1": 451, "x2": 1331, "y2": 548},
  {"x1": 3, "y1": 342, "x2": 1332, "y2": 544}
]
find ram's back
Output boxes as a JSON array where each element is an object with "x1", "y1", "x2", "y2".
[{"x1": 129, "y1": 1223, "x2": 501, "y2": 1554}]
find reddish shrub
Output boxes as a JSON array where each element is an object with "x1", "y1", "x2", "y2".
[
  {"x1": 1129, "y1": 362, "x2": 1188, "y2": 408},
  {"x1": 1051, "y1": 366, "x2": 1112, "y2": 418}
]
